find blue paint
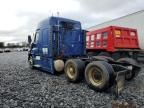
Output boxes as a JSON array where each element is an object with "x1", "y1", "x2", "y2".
[{"x1": 29, "y1": 16, "x2": 86, "y2": 74}]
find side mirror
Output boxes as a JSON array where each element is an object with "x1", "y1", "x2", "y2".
[{"x1": 28, "y1": 35, "x2": 32, "y2": 44}]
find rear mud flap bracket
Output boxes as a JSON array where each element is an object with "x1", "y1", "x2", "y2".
[{"x1": 114, "y1": 70, "x2": 126, "y2": 97}]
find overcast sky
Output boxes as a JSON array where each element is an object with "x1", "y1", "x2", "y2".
[{"x1": 0, "y1": 0, "x2": 144, "y2": 43}]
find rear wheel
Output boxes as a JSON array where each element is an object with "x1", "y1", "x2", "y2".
[
  {"x1": 85, "y1": 61, "x2": 114, "y2": 91},
  {"x1": 64, "y1": 59, "x2": 85, "y2": 82},
  {"x1": 93, "y1": 56, "x2": 114, "y2": 62},
  {"x1": 112, "y1": 52, "x2": 129, "y2": 60},
  {"x1": 98, "y1": 52, "x2": 111, "y2": 57},
  {"x1": 117, "y1": 58, "x2": 138, "y2": 80}
]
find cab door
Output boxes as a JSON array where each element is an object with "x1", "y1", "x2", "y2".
[
  {"x1": 31, "y1": 30, "x2": 42, "y2": 66},
  {"x1": 40, "y1": 29, "x2": 54, "y2": 73}
]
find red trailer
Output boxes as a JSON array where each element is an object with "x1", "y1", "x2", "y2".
[{"x1": 86, "y1": 26, "x2": 143, "y2": 61}]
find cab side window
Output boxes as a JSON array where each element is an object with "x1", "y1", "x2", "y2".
[{"x1": 34, "y1": 32, "x2": 40, "y2": 43}]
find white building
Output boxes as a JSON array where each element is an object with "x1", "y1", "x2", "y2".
[{"x1": 88, "y1": 10, "x2": 144, "y2": 49}]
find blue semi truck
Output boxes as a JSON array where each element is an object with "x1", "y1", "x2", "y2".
[{"x1": 28, "y1": 16, "x2": 140, "y2": 94}]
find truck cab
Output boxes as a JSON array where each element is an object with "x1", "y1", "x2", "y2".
[{"x1": 28, "y1": 16, "x2": 85, "y2": 74}]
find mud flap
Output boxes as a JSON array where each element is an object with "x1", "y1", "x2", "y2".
[
  {"x1": 111, "y1": 61, "x2": 141, "y2": 98},
  {"x1": 114, "y1": 71, "x2": 126, "y2": 97}
]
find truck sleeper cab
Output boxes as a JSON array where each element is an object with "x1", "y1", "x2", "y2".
[
  {"x1": 28, "y1": 17, "x2": 85, "y2": 73},
  {"x1": 28, "y1": 17, "x2": 140, "y2": 94}
]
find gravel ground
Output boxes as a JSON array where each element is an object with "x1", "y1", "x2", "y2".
[{"x1": 0, "y1": 52, "x2": 144, "y2": 108}]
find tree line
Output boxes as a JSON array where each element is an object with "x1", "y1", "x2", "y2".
[{"x1": 0, "y1": 42, "x2": 28, "y2": 48}]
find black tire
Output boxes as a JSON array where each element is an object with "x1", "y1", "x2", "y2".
[
  {"x1": 93, "y1": 56, "x2": 114, "y2": 62},
  {"x1": 117, "y1": 58, "x2": 138, "y2": 80},
  {"x1": 98, "y1": 52, "x2": 111, "y2": 57},
  {"x1": 28, "y1": 56, "x2": 34, "y2": 69},
  {"x1": 64, "y1": 59, "x2": 85, "y2": 82},
  {"x1": 112, "y1": 52, "x2": 121, "y2": 60},
  {"x1": 112, "y1": 52, "x2": 129, "y2": 60},
  {"x1": 85, "y1": 61, "x2": 115, "y2": 91}
]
